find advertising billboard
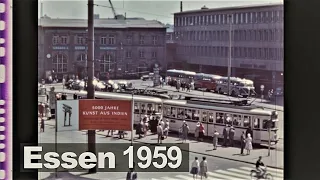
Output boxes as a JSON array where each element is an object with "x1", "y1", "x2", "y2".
[{"x1": 79, "y1": 99, "x2": 132, "y2": 131}]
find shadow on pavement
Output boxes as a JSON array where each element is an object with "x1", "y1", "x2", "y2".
[{"x1": 40, "y1": 172, "x2": 97, "y2": 180}]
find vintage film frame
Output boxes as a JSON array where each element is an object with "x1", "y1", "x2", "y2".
[{"x1": 0, "y1": 0, "x2": 11, "y2": 179}]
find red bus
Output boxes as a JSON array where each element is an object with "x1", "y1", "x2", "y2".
[{"x1": 194, "y1": 73, "x2": 222, "y2": 92}]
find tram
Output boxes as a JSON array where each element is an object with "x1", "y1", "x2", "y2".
[
  {"x1": 75, "y1": 91, "x2": 163, "y2": 125},
  {"x1": 74, "y1": 91, "x2": 278, "y2": 145},
  {"x1": 162, "y1": 99, "x2": 279, "y2": 145}
]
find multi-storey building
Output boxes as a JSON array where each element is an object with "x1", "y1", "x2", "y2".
[
  {"x1": 173, "y1": 3, "x2": 284, "y2": 91},
  {"x1": 38, "y1": 16, "x2": 167, "y2": 80}
]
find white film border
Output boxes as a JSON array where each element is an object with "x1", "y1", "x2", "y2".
[{"x1": 0, "y1": 2, "x2": 6, "y2": 180}]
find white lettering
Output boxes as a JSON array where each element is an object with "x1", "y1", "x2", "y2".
[
  {"x1": 44, "y1": 152, "x2": 60, "y2": 169},
  {"x1": 61, "y1": 152, "x2": 78, "y2": 169},
  {"x1": 98, "y1": 152, "x2": 116, "y2": 169},
  {"x1": 24, "y1": 146, "x2": 43, "y2": 169},
  {"x1": 82, "y1": 111, "x2": 99, "y2": 115},
  {"x1": 78, "y1": 152, "x2": 97, "y2": 169}
]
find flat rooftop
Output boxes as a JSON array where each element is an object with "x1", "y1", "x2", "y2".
[
  {"x1": 38, "y1": 18, "x2": 167, "y2": 29},
  {"x1": 174, "y1": 3, "x2": 283, "y2": 15}
]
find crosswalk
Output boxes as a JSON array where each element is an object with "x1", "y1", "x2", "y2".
[{"x1": 114, "y1": 166, "x2": 283, "y2": 180}]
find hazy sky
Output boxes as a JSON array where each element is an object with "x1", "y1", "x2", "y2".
[{"x1": 38, "y1": 0, "x2": 282, "y2": 24}]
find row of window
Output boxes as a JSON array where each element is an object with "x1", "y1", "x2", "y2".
[
  {"x1": 175, "y1": 28, "x2": 283, "y2": 42},
  {"x1": 175, "y1": 9, "x2": 283, "y2": 27},
  {"x1": 76, "y1": 50, "x2": 158, "y2": 60},
  {"x1": 52, "y1": 35, "x2": 160, "y2": 46},
  {"x1": 176, "y1": 46, "x2": 284, "y2": 60},
  {"x1": 50, "y1": 53, "x2": 156, "y2": 73},
  {"x1": 163, "y1": 106, "x2": 275, "y2": 129}
]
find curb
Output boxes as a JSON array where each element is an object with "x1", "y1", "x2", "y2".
[
  {"x1": 94, "y1": 132, "x2": 284, "y2": 170},
  {"x1": 43, "y1": 123, "x2": 283, "y2": 170}
]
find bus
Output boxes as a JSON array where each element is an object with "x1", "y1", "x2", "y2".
[
  {"x1": 162, "y1": 99, "x2": 279, "y2": 145},
  {"x1": 215, "y1": 77, "x2": 255, "y2": 97},
  {"x1": 194, "y1": 73, "x2": 222, "y2": 92},
  {"x1": 166, "y1": 69, "x2": 196, "y2": 86}
]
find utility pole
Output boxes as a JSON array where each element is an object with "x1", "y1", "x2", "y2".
[
  {"x1": 227, "y1": 14, "x2": 232, "y2": 96},
  {"x1": 87, "y1": 0, "x2": 96, "y2": 174}
]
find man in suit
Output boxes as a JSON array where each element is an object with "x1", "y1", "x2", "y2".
[{"x1": 126, "y1": 164, "x2": 137, "y2": 180}]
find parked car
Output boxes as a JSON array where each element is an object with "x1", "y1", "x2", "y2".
[
  {"x1": 275, "y1": 87, "x2": 283, "y2": 96},
  {"x1": 141, "y1": 75, "x2": 149, "y2": 81}
]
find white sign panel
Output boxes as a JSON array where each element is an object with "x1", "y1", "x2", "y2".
[{"x1": 56, "y1": 100, "x2": 79, "y2": 132}]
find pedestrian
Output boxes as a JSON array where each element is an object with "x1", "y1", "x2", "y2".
[
  {"x1": 126, "y1": 165, "x2": 137, "y2": 180},
  {"x1": 223, "y1": 125, "x2": 228, "y2": 147},
  {"x1": 157, "y1": 123, "x2": 164, "y2": 144},
  {"x1": 107, "y1": 130, "x2": 114, "y2": 137},
  {"x1": 118, "y1": 130, "x2": 125, "y2": 139},
  {"x1": 240, "y1": 131, "x2": 246, "y2": 155},
  {"x1": 40, "y1": 118, "x2": 45, "y2": 132},
  {"x1": 199, "y1": 157, "x2": 208, "y2": 179},
  {"x1": 136, "y1": 121, "x2": 144, "y2": 139},
  {"x1": 190, "y1": 157, "x2": 200, "y2": 180},
  {"x1": 212, "y1": 130, "x2": 219, "y2": 150},
  {"x1": 195, "y1": 122, "x2": 200, "y2": 141},
  {"x1": 229, "y1": 126, "x2": 235, "y2": 147},
  {"x1": 163, "y1": 119, "x2": 169, "y2": 139},
  {"x1": 245, "y1": 133, "x2": 253, "y2": 155},
  {"x1": 199, "y1": 123, "x2": 205, "y2": 141},
  {"x1": 246, "y1": 126, "x2": 253, "y2": 139},
  {"x1": 181, "y1": 121, "x2": 189, "y2": 143}
]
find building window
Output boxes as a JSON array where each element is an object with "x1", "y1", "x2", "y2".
[
  {"x1": 108, "y1": 35, "x2": 115, "y2": 45},
  {"x1": 77, "y1": 36, "x2": 86, "y2": 45},
  {"x1": 52, "y1": 53, "x2": 67, "y2": 73},
  {"x1": 126, "y1": 35, "x2": 132, "y2": 44},
  {"x1": 245, "y1": 13, "x2": 248, "y2": 23},
  {"x1": 125, "y1": 51, "x2": 132, "y2": 58},
  {"x1": 240, "y1": 13, "x2": 243, "y2": 23},
  {"x1": 139, "y1": 35, "x2": 144, "y2": 45},
  {"x1": 152, "y1": 51, "x2": 157, "y2": 58},
  {"x1": 52, "y1": 36, "x2": 59, "y2": 45},
  {"x1": 100, "y1": 37, "x2": 107, "y2": 45},
  {"x1": 77, "y1": 53, "x2": 87, "y2": 61},
  {"x1": 61, "y1": 36, "x2": 68, "y2": 44},
  {"x1": 152, "y1": 36, "x2": 158, "y2": 45},
  {"x1": 100, "y1": 53, "x2": 114, "y2": 72},
  {"x1": 139, "y1": 50, "x2": 145, "y2": 58}
]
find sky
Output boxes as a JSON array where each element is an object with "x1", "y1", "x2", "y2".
[{"x1": 38, "y1": 0, "x2": 283, "y2": 24}]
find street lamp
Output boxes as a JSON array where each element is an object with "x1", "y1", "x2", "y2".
[
  {"x1": 227, "y1": 14, "x2": 233, "y2": 96},
  {"x1": 260, "y1": 84, "x2": 265, "y2": 102}
]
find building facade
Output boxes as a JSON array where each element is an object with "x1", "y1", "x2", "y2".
[
  {"x1": 173, "y1": 3, "x2": 284, "y2": 91},
  {"x1": 38, "y1": 17, "x2": 167, "y2": 80}
]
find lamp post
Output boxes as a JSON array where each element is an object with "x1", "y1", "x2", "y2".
[
  {"x1": 260, "y1": 84, "x2": 265, "y2": 102},
  {"x1": 227, "y1": 14, "x2": 233, "y2": 96}
]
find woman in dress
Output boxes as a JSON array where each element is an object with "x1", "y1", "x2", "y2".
[
  {"x1": 199, "y1": 123, "x2": 205, "y2": 142},
  {"x1": 245, "y1": 133, "x2": 253, "y2": 155},
  {"x1": 199, "y1": 157, "x2": 208, "y2": 179},
  {"x1": 190, "y1": 157, "x2": 200, "y2": 179},
  {"x1": 195, "y1": 122, "x2": 200, "y2": 141},
  {"x1": 163, "y1": 119, "x2": 170, "y2": 139},
  {"x1": 212, "y1": 130, "x2": 219, "y2": 150},
  {"x1": 181, "y1": 121, "x2": 189, "y2": 143}
]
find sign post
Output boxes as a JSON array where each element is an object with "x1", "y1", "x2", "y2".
[
  {"x1": 260, "y1": 85, "x2": 265, "y2": 102},
  {"x1": 267, "y1": 120, "x2": 271, "y2": 156}
]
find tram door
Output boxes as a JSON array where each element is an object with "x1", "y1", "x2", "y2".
[{"x1": 252, "y1": 116, "x2": 261, "y2": 144}]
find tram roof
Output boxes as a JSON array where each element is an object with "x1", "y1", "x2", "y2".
[
  {"x1": 163, "y1": 99, "x2": 273, "y2": 116},
  {"x1": 75, "y1": 91, "x2": 163, "y2": 103}
]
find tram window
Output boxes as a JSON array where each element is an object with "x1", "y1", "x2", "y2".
[
  {"x1": 192, "y1": 110, "x2": 200, "y2": 121},
  {"x1": 263, "y1": 119, "x2": 276, "y2": 129},
  {"x1": 158, "y1": 105, "x2": 162, "y2": 113},
  {"x1": 141, "y1": 104, "x2": 146, "y2": 114},
  {"x1": 147, "y1": 104, "x2": 153, "y2": 114},
  {"x1": 243, "y1": 116, "x2": 251, "y2": 127},
  {"x1": 202, "y1": 111, "x2": 207, "y2": 122},
  {"x1": 253, "y1": 118, "x2": 260, "y2": 129},
  {"x1": 224, "y1": 114, "x2": 232, "y2": 125},
  {"x1": 208, "y1": 112, "x2": 214, "y2": 123},
  {"x1": 134, "y1": 103, "x2": 139, "y2": 113},
  {"x1": 177, "y1": 108, "x2": 185, "y2": 119},
  {"x1": 185, "y1": 109, "x2": 192, "y2": 119},
  {"x1": 163, "y1": 106, "x2": 170, "y2": 117},
  {"x1": 233, "y1": 115, "x2": 241, "y2": 126},
  {"x1": 171, "y1": 107, "x2": 177, "y2": 118},
  {"x1": 216, "y1": 113, "x2": 224, "y2": 124}
]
